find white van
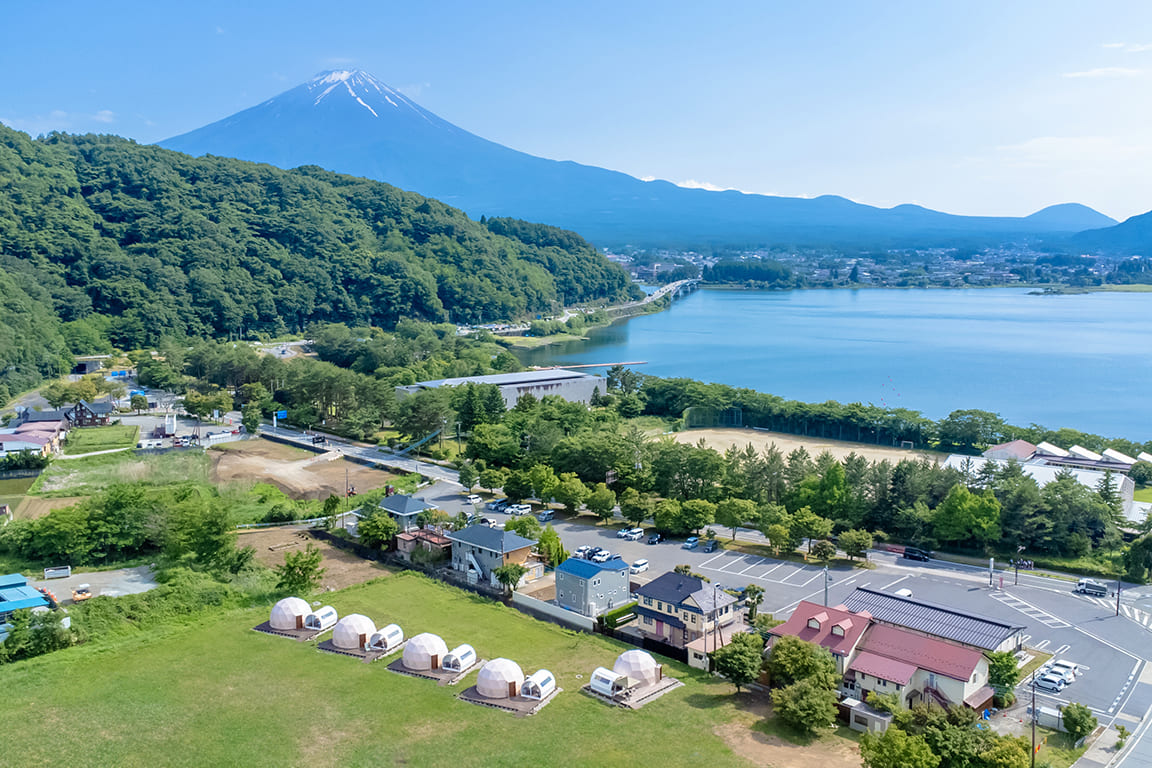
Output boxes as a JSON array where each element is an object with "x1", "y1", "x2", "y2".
[{"x1": 630, "y1": 559, "x2": 649, "y2": 574}]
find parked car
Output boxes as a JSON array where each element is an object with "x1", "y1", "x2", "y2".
[
  {"x1": 1034, "y1": 673, "x2": 1066, "y2": 693},
  {"x1": 630, "y1": 559, "x2": 650, "y2": 574},
  {"x1": 624, "y1": 528, "x2": 644, "y2": 541},
  {"x1": 507, "y1": 503, "x2": 532, "y2": 516},
  {"x1": 1049, "y1": 661, "x2": 1079, "y2": 682},
  {"x1": 574, "y1": 545, "x2": 593, "y2": 559},
  {"x1": 465, "y1": 494, "x2": 482, "y2": 506},
  {"x1": 479, "y1": 517, "x2": 500, "y2": 528},
  {"x1": 894, "y1": 588, "x2": 914, "y2": 598},
  {"x1": 682, "y1": 536, "x2": 699, "y2": 550},
  {"x1": 536, "y1": 510, "x2": 554, "y2": 522},
  {"x1": 702, "y1": 539, "x2": 719, "y2": 553},
  {"x1": 488, "y1": 499, "x2": 509, "y2": 512},
  {"x1": 647, "y1": 533, "x2": 664, "y2": 545},
  {"x1": 591, "y1": 550, "x2": 612, "y2": 564},
  {"x1": 616, "y1": 527, "x2": 632, "y2": 538},
  {"x1": 902, "y1": 547, "x2": 931, "y2": 562}
]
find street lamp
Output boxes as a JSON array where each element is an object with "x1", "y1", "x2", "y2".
[
  {"x1": 823, "y1": 565, "x2": 833, "y2": 607},
  {"x1": 1015, "y1": 545, "x2": 1025, "y2": 586}
]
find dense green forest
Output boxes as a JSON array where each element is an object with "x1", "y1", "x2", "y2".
[
  {"x1": 702, "y1": 258, "x2": 798, "y2": 287},
  {"x1": 0, "y1": 124, "x2": 639, "y2": 395}
]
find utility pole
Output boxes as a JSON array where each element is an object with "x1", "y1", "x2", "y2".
[
  {"x1": 823, "y1": 565, "x2": 830, "y2": 607},
  {"x1": 1031, "y1": 672, "x2": 1037, "y2": 768},
  {"x1": 1016, "y1": 545, "x2": 1025, "y2": 586},
  {"x1": 1117, "y1": 571, "x2": 1122, "y2": 617}
]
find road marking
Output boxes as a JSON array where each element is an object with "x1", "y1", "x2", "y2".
[
  {"x1": 1109, "y1": 660, "x2": 1142, "y2": 714},
  {"x1": 739, "y1": 559, "x2": 766, "y2": 575},
  {"x1": 791, "y1": 570, "x2": 826, "y2": 588},
  {"x1": 1020, "y1": 634, "x2": 1032, "y2": 644},
  {"x1": 879, "y1": 575, "x2": 910, "y2": 590},
  {"x1": 756, "y1": 563, "x2": 784, "y2": 578},
  {"x1": 1054, "y1": 644, "x2": 1070, "y2": 655},
  {"x1": 699, "y1": 552, "x2": 728, "y2": 567},
  {"x1": 1034, "y1": 639, "x2": 1050, "y2": 650},
  {"x1": 989, "y1": 592, "x2": 1071, "y2": 628}
]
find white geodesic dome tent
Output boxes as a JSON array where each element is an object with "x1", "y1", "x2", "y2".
[
  {"x1": 476, "y1": 658, "x2": 525, "y2": 700},
  {"x1": 442, "y1": 644, "x2": 476, "y2": 672},
  {"x1": 269, "y1": 597, "x2": 311, "y2": 630},
  {"x1": 368, "y1": 623, "x2": 404, "y2": 652},
  {"x1": 614, "y1": 649, "x2": 661, "y2": 686},
  {"x1": 521, "y1": 669, "x2": 556, "y2": 700},
  {"x1": 332, "y1": 613, "x2": 376, "y2": 650},
  {"x1": 402, "y1": 632, "x2": 449, "y2": 670}
]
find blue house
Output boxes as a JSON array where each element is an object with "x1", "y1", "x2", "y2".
[
  {"x1": 0, "y1": 573, "x2": 50, "y2": 621},
  {"x1": 555, "y1": 557, "x2": 630, "y2": 617}
]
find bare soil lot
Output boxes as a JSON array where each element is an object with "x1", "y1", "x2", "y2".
[
  {"x1": 17, "y1": 495, "x2": 86, "y2": 520},
  {"x1": 714, "y1": 696, "x2": 861, "y2": 768},
  {"x1": 211, "y1": 439, "x2": 397, "y2": 500},
  {"x1": 675, "y1": 427, "x2": 944, "y2": 464},
  {"x1": 236, "y1": 527, "x2": 390, "y2": 591}
]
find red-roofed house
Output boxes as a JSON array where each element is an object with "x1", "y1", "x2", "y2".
[
  {"x1": 767, "y1": 600, "x2": 872, "y2": 674},
  {"x1": 847, "y1": 623, "x2": 992, "y2": 711},
  {"x1": 982, "y1": 439, "x2": 1037, "y2": 462}
]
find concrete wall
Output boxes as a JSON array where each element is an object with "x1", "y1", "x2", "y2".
[
  {"x1": 511, "y1": 591, "x2": 595, "y2": 631},
  {"x1": 556, "y1": 567, "x2": 629, "y2": 616},
  {"x1": 498, "y1": 378, "x2": 604, "y2": 409}
]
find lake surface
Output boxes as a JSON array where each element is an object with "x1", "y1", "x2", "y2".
[{"x1": 520, "y1": 288, "x2": 1152, "y2": 440}]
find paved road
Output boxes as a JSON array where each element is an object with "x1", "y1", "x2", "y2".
[
  {"x1": 607, "y1": 278, "x2": 699, "y2": 312},
  {"x1": 262, "y1": 426, "x2": 462, "y2": 485}
]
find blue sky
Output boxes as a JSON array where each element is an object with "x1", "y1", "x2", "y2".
[{"x1": 3, "y1": 1, "x2": 1151, "y2": 220}]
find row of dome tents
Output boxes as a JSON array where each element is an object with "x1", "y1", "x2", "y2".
[
  {"x1": 587, "y1": 650, "x2": 681, "y2": 708},
  {"x1": 262, "y1": 602, "x2": 559, "y2": 712}
]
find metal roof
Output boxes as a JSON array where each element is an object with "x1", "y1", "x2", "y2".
[
  {"x1": 377, "y1": 494, "x2": 435, "y2": 516},
  {"x1": 768, "y1": 600, "x2": 871, "y2": 657},
  {"x1": 445, "y1": 525, "x2": 536, "y2": 555},
  {"x1": 842, "y1": 588, "x2": 1023, "y2": 651},
  {"x1": 691, "y1": 585, "x2": 738, "y2": 613},
  {"x1": 556, "y1": 557, "x2": 628, "y2": 579},
  {"x1": 857, "y1": 623, "x2": 983, "y2": 681},
  {"x1": 413, "y1": 370, "x2": 598, "y2": 389},
  {"x1": 848, "y1": 650, "x2": 917, "y2": 685},
  {"x1": 0, "y1": 582, "x2": 49, "y2": 614},
  {"x1": 634, "y1": 571, "x2": 704, "y2": 607}
]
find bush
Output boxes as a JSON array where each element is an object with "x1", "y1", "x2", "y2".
[
  {"x1": 771, "y1": 678, "x2": 838, "y2": 734},
  {"x1": 1062, "y1": 702, "x2": 1097, "y2": 741},
  {"x1": 601, "y1": 601, "x2": 638, "y2": 629}
]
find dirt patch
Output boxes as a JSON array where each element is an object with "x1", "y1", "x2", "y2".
[
  {"x1": 16, "y1": 496, "x2": 86, "y2": 520},
  {"x1": 211, "y1": 440, "x2": 398, "y2": 501},
  {"x1": 237, "y1": 527, "x2": 389, "y2": 590},
  {"x1": 676, "y1": 427, "x2": 943, "y2": 465}
]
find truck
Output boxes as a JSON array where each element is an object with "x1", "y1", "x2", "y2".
[
  {"x1": 71, "y1": 583, "x2": 93, "y2": 602},
  {"x1": 1075, "y1": 578, "x2": 1108, "y2": 597}
]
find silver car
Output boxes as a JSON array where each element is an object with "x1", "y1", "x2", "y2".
[
  {"x1": 1034, "y1": 673, "x2": 1066, "y2": 693},
  {"x1": 1047, "y1": 662, "x2": 1077, "y2": 684}
]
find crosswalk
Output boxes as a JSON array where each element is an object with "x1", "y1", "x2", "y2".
[
  {"x1": 1121, "y1": 604, "x2": 1152, "y2": 629},
  {"x1": 988, "y1": 591, "x2": 1071, "y2": 628}
]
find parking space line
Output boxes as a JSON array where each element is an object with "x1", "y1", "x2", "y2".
[
  {"x1": 756, "y1": 563, "x2": 784, "y2": 578},
  {"x1": 879, "y1": 575, "x2": 910, "y2": 590},
  {"x1": 1054, "y1": 644, "x2": 1070, "y2": 655},
  {"x1": 699, "y1": 552, "x2": 728, "y2": 567},
  {"x1": 718, "y1": 555, "x2": 760, "y2": 573},
  {"x1": 1034, "y1": 639, "x2": 1050, "y2": 649},
  {"x1": 738, "y1": 560, "x2": 765, "y2": 575},
  {"x1": 792, "y1": 570, "x2": 825, "y2": 588}
]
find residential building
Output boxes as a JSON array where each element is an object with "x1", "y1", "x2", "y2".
[
  {"x1": 842, "y1": 587, "x2": 1024, "y2": 653},
  {"x1": 67, "y1": 400, "x2": 115, "y2": 427},
  {"x1": 846, "y1": 624, "x2": 992, "y2": 711},
  {"x1": 374, "y1": 494, "x2": 436, "y2": 532},
  {"x1": 395, "y1": 529, "x2": 452, "y2": 563},
  {"x1": 554, "y1": 557, "x2": 629, "y2": 617},
  {"x1": 632, "y1": 571, "x2": 738, "y2": 648},
  {"x1": 445, "y1": 525, "x2": 543, "y2": 588},
  {"x1": 686, "y1": 620, "x2": 754, "y2": 670},
  {"x1": 396, "y1": 369, "x2": 605, "y2": 410},
  {"x1": 766, "y1": 601, "x2": 871, "y2": 674}
]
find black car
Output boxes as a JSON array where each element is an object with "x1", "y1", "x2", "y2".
[
  {"x1": 902, "y1": 547, "x2": 931, "y2": 562},
  {"x1": 702, "y1": 539, "x2": 719, "y2": 553},
  {"x1": 647, "y1": 533, "x2": 664, "y2": 544}
]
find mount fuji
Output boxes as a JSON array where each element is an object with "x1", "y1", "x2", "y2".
[{"x1": 162, "y1": 70, "x2": 1118, "y2": 247}]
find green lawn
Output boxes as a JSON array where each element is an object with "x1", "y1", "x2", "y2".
[
  {"x1": 502, "y1": 332, "x2": 589, "y2": 349},
  {"x1": 33, "y1": 450, "x2": 210, "y2": 496},
  {"x1": 0, "y1": 475, "x2": 36, "y2": 510},
  {"x1": 0, "y1": 573, "x2": 757, "y2": 767},
  {"x1": 1135, "y1": 487, "x2": 1152, "y2": 503},
  {"x1": 62, "y1": 424, "x2": 140, "y2": 455}
]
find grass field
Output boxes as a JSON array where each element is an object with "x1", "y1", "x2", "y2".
[
  {"x1": 63, "y1": 424, "x2": 140, "y2": 455},
  {"x1": 502, "y1": 332, "x2": 590, "y2": 349},
  {"x1": 34, "y1": 450, "x2": 211, "y2": 496},
  {"x1": 0, "y1": 573, "x2": 762, "y2": 768},
  {"x1": 0, "y1": 475, "x2": 36, "y2": 510},
  {"x1": 673, "y1": 427, "x2": 944, "y2": 465},
  {"x1": 1135, "y1": 487, "x2": 1152, "y2": 503}
]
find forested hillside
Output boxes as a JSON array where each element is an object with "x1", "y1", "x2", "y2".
[{"x1": 0, "y1": 125, "x2": 638, "y2": 365}]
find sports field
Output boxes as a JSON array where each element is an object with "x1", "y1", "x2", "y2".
[
  {"x1": 0, "y1": 573, "x2": 768, "y2": 768},
  {"x1": 674, "y1": 427, "x2": 944, "y2": 464}
]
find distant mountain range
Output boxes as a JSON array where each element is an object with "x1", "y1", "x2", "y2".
[{"x1": 162, "y1": 70, "x2": 1140, "y2": 250}]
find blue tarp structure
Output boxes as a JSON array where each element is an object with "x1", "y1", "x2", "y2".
[{"x1": 0, "y1": 573, "x2": 49, "y2": 619}]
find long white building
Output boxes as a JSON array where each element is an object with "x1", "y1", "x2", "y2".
[{"x1": 396, "y1": 369, "x2": 605, "y2": 410}]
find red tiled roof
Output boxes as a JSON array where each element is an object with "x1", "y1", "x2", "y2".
[
  {"x1": 984, "y1": 439, "x2": 1037, "y2": 460},
  {"x1": 768, "y1": 600, "x2": 871, "y2": 657},
  {"x1": 858, "y1": 623, "x2": 982, "y2": 682},
  {"x1": 848, "y1": 650, "x2": 916, "y2": 685}
]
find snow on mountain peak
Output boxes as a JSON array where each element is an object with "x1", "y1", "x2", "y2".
[{"x1": 301, "y1": 69, "x2": 429, "y2": 120}]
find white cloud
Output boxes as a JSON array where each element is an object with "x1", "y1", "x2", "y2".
[
  {"x1": 1063, "y1": 66, "x2": 1143, "y2": 78},
  {"x1": 397, "y1": 82, "x2": 431, "y2": 99},
  {"x1": 215, "y1": 26, "x2": 225, "y2": 35},
  {"x1": 1101, "y1": 42, "x2": 1152, "y2": 53},
  {"x1": 1, "y1": 109, "x2": 117, "y2": 134}
]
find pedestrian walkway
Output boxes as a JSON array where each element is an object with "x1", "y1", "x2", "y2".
[{"x1": 989, "y1": 591, "x2": 1071, "y2": 628}]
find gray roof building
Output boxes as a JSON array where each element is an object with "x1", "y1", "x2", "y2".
[
  {"x1": 374, "y1": 494, "x2": 436, "y2": 531},
  {"x1": 395, "y1": 369, "x2": 605, "y2": 410},
  {"x1": 841, "y1": 587, "x2": 1024, "y2": 652},
  {"x1": 445, "y1": 525, "x2": 536, "y2": 555}
]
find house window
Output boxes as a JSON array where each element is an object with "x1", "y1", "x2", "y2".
[
  {"x1": 592, "y1": 578, "x2": 601, "y2": 586},
  {"x1": 644, "y1": 596, "x2": 652, "y2": 606},
  {"x1": 645, "y1": 616, "x2": 653, "y2": 625},
  {"x1": 807, "y1": 618, "x2": 821, "y2": 630},
  {"x1": 879, "y1": 680, "x2": 887, "y2": 687},
  {"x1": 691, "y1": 614, "x2": 697, "y2": 624},
  {"x1": 831, "y1": 625, "x2": 844, "y2": 637},
  {"x1": 854, "y1": 714, "x2": 868, "y2": 726},
  {"x1": 896, "y1": 684, "x2": 902, "y2": 691},
  {"x1": 657, "y1": 602, "x2": 663, "y2": 611}
]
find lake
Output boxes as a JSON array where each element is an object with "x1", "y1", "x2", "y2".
[{"x1": 519, "y1": 288, "x2": 1152, "y2": 440}]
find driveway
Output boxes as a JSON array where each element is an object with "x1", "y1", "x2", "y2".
[{"x1": 32, "y1": 565, "x2": 158, "y2": 603}]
